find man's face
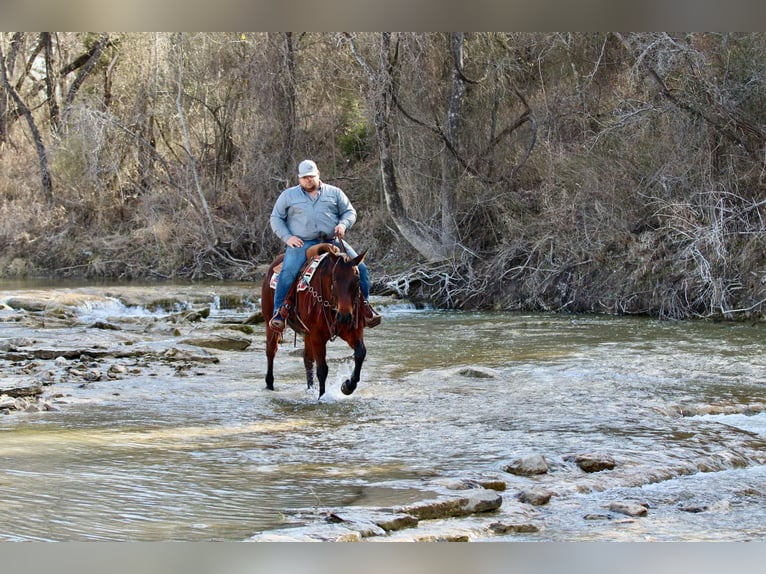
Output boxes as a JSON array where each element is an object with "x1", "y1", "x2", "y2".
[{"x1": 299, "y1": 174, "x2": 319, "y2": 192}]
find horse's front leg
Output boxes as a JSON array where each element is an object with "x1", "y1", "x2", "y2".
[
  {"x1": 303, "y1": 344, "x2": 315, "y2": 391},
  {"x1": 340, "y1": 339, "x2": 366, "y2": 395}
]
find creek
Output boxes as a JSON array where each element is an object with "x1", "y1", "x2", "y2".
[{"x1": 1, "y1": 282, "x2": 765, "y2": 541}]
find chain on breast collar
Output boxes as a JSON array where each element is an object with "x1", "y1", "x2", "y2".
[{"x1": 307, "y1": 283, "x2": 333, "y2": 309}]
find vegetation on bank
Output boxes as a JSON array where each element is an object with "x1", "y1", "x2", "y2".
[{"x1": 1, "y1": 32, "x2": 765, "y2": 319}]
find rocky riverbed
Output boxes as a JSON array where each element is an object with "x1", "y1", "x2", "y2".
[
  {"x1": 1, "y1": 286, "x2": 260, "y2": 416},
  {"x1": 2, "y1": 285, "x2": 765, "y2": 542}
]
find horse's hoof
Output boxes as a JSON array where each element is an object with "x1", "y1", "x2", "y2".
[{"x1": 340, "y1": 380, "x2": 357, "y2": 395}]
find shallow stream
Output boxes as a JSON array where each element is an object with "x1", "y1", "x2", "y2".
[{"x1": 1, "y1": 283, "x2": 764, "y2": 541}]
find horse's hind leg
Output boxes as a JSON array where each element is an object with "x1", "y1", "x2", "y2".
[
  {"x1": 265, "y1": 331, "x2": 279, "y2": 390},
  {"x1": 303, "y1": 345, "x2": 315, "y2": 391},
  {"x1": 307, "y1": 338, "x2": 329, "y2": 399}
]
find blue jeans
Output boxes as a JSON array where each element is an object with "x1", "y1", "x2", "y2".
[{"x1": 272, "y1": 238, "x2": 370, "y2": 316}]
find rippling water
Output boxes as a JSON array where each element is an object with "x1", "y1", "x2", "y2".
[{"x1": 1, "y1": 288, "x2": 765, "y2": 541}]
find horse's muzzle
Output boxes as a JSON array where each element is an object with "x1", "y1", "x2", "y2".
[{"x1": 335, "y1": 311, "x2": 354, "y2": 325}]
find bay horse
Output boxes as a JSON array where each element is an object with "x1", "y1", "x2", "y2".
[{"x1": 261, "y1": 243, "x2": 368, "y2": 399}]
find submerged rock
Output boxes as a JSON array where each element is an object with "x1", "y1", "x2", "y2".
[
  {"x1": 488, "y1": 521, "x2": 540, "y2": 534},
  {"x1": 503, "y1": 454, "x2": 549, "y2": 476},
  {"x1": 517, "y1": 488, "x2": 554, "y2": 506},
  {"x1": 565, "y1": 453, "x2": 616, "y2": 473},
  {"x1": 455, "y1": 366, "x2": 499, "y2": 379},
  {"x1": 607, "y1": 501, "x2": 648, "y2": 517}
]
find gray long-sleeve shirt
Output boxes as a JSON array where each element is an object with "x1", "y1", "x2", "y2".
[{"x1": 270, "y1": 182, "x2": 357, "y2": 244}]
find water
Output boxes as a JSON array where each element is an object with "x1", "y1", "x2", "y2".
[{"x1": 1, "y1": 285, "x2": 765, "y2": 541}]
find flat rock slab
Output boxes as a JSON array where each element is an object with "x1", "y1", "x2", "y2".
[
  {"x1": 179, "y1": 333, "x2": 251, "y2": 351},
  {"x1": 249, "y1": 488, "x2": 504, "y2": 542},
  {"x1": 396, "y1": 488, "x2": 503, "y2": 520},
  {"x1": 3, "y1": 293, "x2": 114, "y2": 312},
  {"x1": 250, "y1": 523, "x2": 363, "y2": 542}
]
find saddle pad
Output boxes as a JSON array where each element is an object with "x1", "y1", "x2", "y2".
[{"x1": 269, "y1": 253, "x2": 328, "y2": 290}]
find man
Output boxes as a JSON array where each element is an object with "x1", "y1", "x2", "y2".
[{"x1": 268, "y1": 159, "x2": 381, "y2": 332}]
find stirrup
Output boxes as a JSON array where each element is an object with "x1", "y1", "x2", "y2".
[
  {"x1": 363, "y1": 302, "x2": 381, "y2": 328},
  {"x1": 269, "y1": 305, "x2": 289, "y2": 331}
]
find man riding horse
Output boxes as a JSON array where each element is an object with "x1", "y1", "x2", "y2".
[{"x1": 268, "y1": 159, "x2": 381, "y2": 332}]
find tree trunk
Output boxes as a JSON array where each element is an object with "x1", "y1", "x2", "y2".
[
  {"x1": 41, "y1": 33, "x2": 60, "y2": 132},
  {"x1": 271, "y1": 32, "x2": 297, "y2": 187},
  {"x1": 175, "y1": 34, "x2": 217, "y2": 247},
  {"x1": 0, "y1": 40, "x2": 53, "y2": 202},
  {"x1": 347, "y1": 32, "x2": 448, "y2": 263},
  {"x1": 0, "y1": 33, "x2": 25, "y2": 144},
  {"x1": 440, "y1": 32, "x2": 467, "y2": 253},
  {"x1": 60, "y1": 33, "x2": 110, "y2": 130}
]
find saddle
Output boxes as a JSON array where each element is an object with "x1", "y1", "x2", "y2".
[{"x1": 269, "y1": 243, "x2": 340, "y2": 291}]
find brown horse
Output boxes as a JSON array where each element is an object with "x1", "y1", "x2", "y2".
[{"x1": 261, "y1": 243, "x2": 368, "y2": 399}]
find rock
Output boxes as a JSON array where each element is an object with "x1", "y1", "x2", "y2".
[
  {"x1": 325, "y1": 513, "x2": 387, "y2": 537},
  {"x1": 433, "y1": 478, "x2": 473, "y2": 490},
  {"x1": 373, "y1": 513, "x2": 419, "y2": 532},
  {"x1": 517, "y1": 488, "x2": 554, "y2": 506},
  {"x1": 565, "y1": 453, "x2": 616, "y2": 473},
  {"x1": 179, "y1": 334, "x2": 251, "y2": 351},
  {"x1": 678, "y1": 504, "x2": 707, "y2": 513},
  {"x1": 464, "y1": 489, "x2": 504, "y2": 513},
  {"x1": 0, "y1": 337, "x2": 34, "y2": 351},
  {"x1": 162, "y1": 347, "x2": 220, "y2": 364},
  {"x1": 0, "y1": 384, "x2": 43, "y2": 398},
  {"x1": 244, "y1": 311, "x2": 265, "y2": 325},
  {"x1": 607, "y1": 502, "x2": 648, "y2": 517},
  {"x1": 584, "y1": 513, "x2": 613, "y2": 521},
  {"x1": 488, "y1": 521, "x2": 540, "y2": 534},
  {"x1": 455, "y1": 367, "x2": 499, "y2": 378},
  {"x1": 83, "y1": 368, "x2": 102, "y2": 382},
  {"x1": 183, "y1": 308, "x2": 210, "y2": 322},
  {"x1": 396, "y1": 489, "x2": 502, "y2": 520},
  {"x1": 250, "y1": 524, "x2": 363, "y2": 542},
  {"x1": 0, "y1": 396, "x2": 18, "y2": 410},
  {"x1": 432, "y1": 477, "x2": 505, "y2": 491},
  {"x1": 108, "y1": 364, "x2": 128, "y2": 378},
  {"x1": 503, "y1": 454, "x2": 549, "y2": 476},
  {"x1": 90, "y1": 321, "x2": 121, "y2": 330},
  {"x1": 478, "y1": 479, "x2": 507, "y2": 491},
  {"x1": 4, "y1": 293, "x2": 112, "y2": 312}
]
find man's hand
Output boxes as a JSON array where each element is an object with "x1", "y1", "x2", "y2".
[
  {"x1": 334, "y1": 224, "x2": 346, "y2": 239},
  {"x1": 286, "y1": 236, "x2": 304, "y2": 248}
]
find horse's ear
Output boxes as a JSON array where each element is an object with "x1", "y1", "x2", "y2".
[{"x1": 350, "y1": 249, "x2": 367, "y2": 267}]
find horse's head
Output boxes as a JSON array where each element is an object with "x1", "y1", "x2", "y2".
[{"x1": 330, "y1": 250, "x2": 366, "y2": 325}]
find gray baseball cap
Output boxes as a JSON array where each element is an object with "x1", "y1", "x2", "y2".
[{"x1": 298, "y1": 159, "x2": 319, "y2": 177}]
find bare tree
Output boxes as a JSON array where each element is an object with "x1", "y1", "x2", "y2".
[
  {"x1": 0, "y1": 36, "x2": 53, "y2": 201},
  {"x1": 346, "y1": 32, "x2": 450, "y2": 262},
  {"x1": 174, "y1": 33, "x2": 217, "y2": 247}
]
